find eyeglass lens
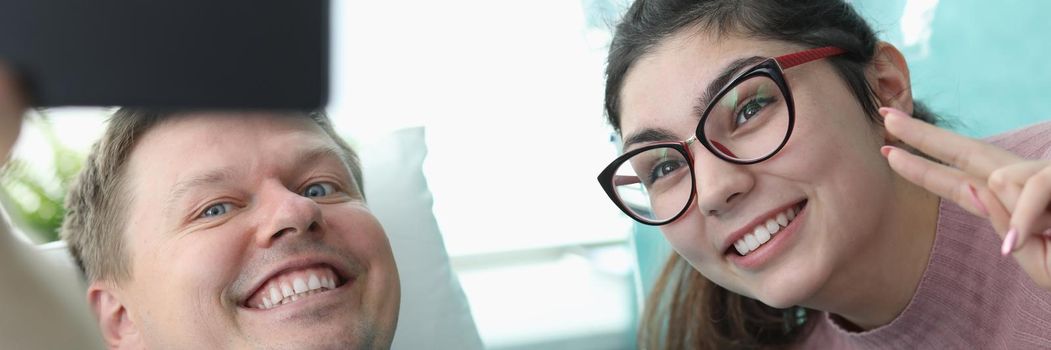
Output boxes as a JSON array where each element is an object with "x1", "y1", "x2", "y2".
[
  {"x1": 700, "y1": 74, "x2": 790, "y2": 162},
  {"x1": 611, "y1": 74, "x2": 790, "y2": 223}
]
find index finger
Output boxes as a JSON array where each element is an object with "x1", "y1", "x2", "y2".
[{"x1": 881, "y1": 107, "x2": 1022, "y2": 180}]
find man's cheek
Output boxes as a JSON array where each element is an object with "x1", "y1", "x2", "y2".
[{"x1": 331, "y1": 212, "x2": 389, "y2": 247}]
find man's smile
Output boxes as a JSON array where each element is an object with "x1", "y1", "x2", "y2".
[{"x1": 244, "y1": 264, "x2": 346, "y2": 310}]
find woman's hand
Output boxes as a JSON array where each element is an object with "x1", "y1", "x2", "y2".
[{"x1": 879, "y1": 107, "x2": 1051, "y2": 290}]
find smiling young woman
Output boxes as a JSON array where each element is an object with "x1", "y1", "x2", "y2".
[{"x1": 597, "y1": 1, "x2": 1051, "y2": 349}]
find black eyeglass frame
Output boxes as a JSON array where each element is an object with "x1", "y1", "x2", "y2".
[{"x1": 598, "y1": 47, "x2": 846, "y2": 226}]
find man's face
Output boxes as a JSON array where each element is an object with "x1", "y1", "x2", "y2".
[{"x1": 115, "y1": 113, "x2": 399, "y2": 349}]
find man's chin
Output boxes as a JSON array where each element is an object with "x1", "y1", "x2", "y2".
[
  {"x1": 234, "y1": 275, "x2": 396, "y2": 349},
  {"x1": 238, "y1": 292, "x2": 369, "y2": 343},
  {"x1": 240, "y1": 316, "x2": 384, "y2": 350}
]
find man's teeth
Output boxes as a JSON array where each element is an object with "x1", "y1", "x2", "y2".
[
  {"x1": 250, "y1": 266, "x2": 340, "y2": 310},
  {"x1": 733, "y1": 204, "x2": 800, "y2": 256}
]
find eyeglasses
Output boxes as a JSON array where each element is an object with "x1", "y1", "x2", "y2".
[{"x1": 598, "y1": 46, "x2": 846, "y2": 225}]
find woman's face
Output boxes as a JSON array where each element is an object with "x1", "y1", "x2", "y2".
[{"x1": 618, "y1": 31, "x2": 897, "y2": 308}]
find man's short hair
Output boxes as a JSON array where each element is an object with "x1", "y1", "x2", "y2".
[{"x1": 61, "y1": 109, "x2": 363, "y2": 284}]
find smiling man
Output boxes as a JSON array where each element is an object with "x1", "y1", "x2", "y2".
[{"x1": 61, "y1": 109, "x2": 400, "y2": 349}]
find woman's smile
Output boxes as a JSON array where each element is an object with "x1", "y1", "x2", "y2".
[{"x1": 725, "y1": 199, "x2": 808, "y2": 270}]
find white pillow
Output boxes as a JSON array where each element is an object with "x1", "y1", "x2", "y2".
[
  {"x1": 359, "y1": 127, "x2": 483, "y2": 349},
  {"x1": 33, "y1": 126, "x2": 482, "y2": 349}
]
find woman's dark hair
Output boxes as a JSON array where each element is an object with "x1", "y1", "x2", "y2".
[{"x1": 603, "y1": 1, "x2": 939, "y2": 349}]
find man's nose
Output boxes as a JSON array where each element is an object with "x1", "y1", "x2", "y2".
[
  {"x1": 255, "y1": 183, "x2": 324, "y2": 247},
  {"x1": 692, "y1": 147, "x2": 754, "y2": 217}
]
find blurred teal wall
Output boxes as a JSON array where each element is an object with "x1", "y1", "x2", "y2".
[
  {"x1": 631, "y1": 0, "x2": 1051, "y2": 315},
  {"x1": 855, "y1": 0, "x2": 1051, "y2": 137}
]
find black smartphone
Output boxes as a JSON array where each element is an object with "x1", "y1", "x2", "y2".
[{"x1": 0, "y1": 0, "x2": 329, "y2": 110}]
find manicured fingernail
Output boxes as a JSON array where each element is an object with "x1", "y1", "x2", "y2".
[
  {"x1": 1001, "y1": 228, "x2": 1019, "y2": 256},
  {"x1": 967, "y1": 185, "x2": 989, "y2": 216},
  {"x1": 879, "y1": 107, "x2": 904, "y2": 118},
  {"x1": 880, "y1": 146, "x2": 893, "y2": 157}
]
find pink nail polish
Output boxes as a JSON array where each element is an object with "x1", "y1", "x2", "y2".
[
  {"x1": 880, "y1": 146, "x2": 893, "y2": 157},
  {"x1": 1001, "y1": 228, "x2": 1019, "y2": 256},
  {"x1": 879, "y1": 109, "x2": 894, "y2": 122},
  {"x1": 881, "y1": 107, "x2": 905, "y2": 118},
  {"x1": 967, "y1": 185, "x2": 989, "y2": 216}
]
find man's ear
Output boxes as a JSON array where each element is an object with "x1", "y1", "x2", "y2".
[{"x1": 88, "y1": 282, "x2": 144, "y2": 349}]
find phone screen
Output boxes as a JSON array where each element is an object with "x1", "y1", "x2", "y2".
[{"x1": 0, "y1": 0, "x2": 329, "y2": 109}]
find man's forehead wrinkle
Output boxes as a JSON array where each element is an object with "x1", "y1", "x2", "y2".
[
  {"x1": 162, "y1": 144, "x2": 349, "y2": 208},
  {"x1": 293, "y1": 143, "x2": 346, "y2": 168},
  {"x1": 136, "y1": 115, "x2": 352, "y2": 214}
]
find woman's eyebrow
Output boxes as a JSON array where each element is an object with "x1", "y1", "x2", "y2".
[
  {"x1": 620, "y1": 56, "x2": 767, "y2": 152},
  {"x1": 693, "y1": 56, "x2": 766, "y2": 116},
  {"x1": 622, "y1": 128, "x2": 680, "y2": 150}
]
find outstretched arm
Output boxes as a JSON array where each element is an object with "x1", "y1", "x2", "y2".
[{"x1": 0, "y1": 64, "x2": 105, "y2": 349}]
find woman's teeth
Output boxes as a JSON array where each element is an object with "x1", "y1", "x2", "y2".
[{"x1": 733, "y1": 204, "x2": 801, "y2": 256}]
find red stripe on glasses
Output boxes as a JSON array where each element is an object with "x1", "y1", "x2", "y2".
[{"x1": 775, "y1": 46, "x2": 847, "y2": 69}]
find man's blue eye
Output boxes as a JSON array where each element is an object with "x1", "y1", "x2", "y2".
[
  {"x1": 302, "y1": 183, "x2": 336, "y2": 198},
  {"x1": 199, "y1": 203, "x2": 233, "y2": 218}
]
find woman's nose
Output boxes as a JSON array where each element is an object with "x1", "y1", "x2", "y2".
[{"x1": 692, "y1": 148, "x2": 754, "y2": 217}]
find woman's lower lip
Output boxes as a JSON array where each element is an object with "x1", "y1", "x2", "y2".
[{"x1": 726, "y1": 203, "x2": 807, "y2": 270}]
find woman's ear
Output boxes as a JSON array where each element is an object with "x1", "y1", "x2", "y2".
[
  {"x1": 88, "y1": 282, "x2": 145, "y2": 349},
  {"x1": 869, "y1": 41, "x2": 914, "y2": 115}
]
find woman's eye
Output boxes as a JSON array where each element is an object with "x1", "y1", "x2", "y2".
[
  {"x1": 302, "y1": 182, "x2": 337, "y2": 198},
  {"x1": 199, "y1": 203, "x2": 233, "y2": 219},
  {"x1": 648, "y1": 159, "x2": 684, "y2": 185},
  {"x1": 734, "y1": 96, "x2": 775, "y2": 127}
]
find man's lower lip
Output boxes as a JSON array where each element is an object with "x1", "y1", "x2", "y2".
[{"x1": 727, "y1": 202, "x2": 807, "y2": 269}]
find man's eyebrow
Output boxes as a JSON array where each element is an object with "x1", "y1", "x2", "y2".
[
  {"x1": 163, "y1": 146, "x2": 349, "y2": 214},
  {"x1": 622, "y1": 128, "x2": 681, "y2": 151},
  {"x1": 293, "y1": 144, "x2": 352, "y2": 176},
  {"x1": 166, "y1": 167, "x2": 238, "y2": 214},
  {"x1": 693, "y1": 56, "x2": 767, "y2": 117}
]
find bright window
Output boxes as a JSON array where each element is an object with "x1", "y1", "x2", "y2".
[{"x1": 328, "y1": 0, "x2": 633, "y2": 257}]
